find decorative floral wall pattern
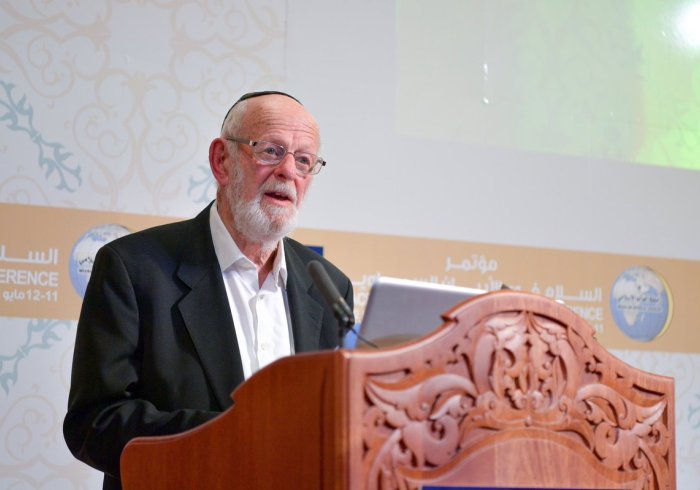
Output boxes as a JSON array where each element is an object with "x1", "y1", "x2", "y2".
[{"x1": 0, "y1": 0, "x2": 287, "y2": 214}]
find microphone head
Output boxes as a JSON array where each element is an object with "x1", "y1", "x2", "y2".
[
  {"x1": 307, "y1": 260, "x2": 355, "y2": 323},
  {"x1": 307, "y1": 260, "x2": 341, "y2": 305},
  {"x1": 307, "y1": 260, "x2": 356, "y2": 340}
]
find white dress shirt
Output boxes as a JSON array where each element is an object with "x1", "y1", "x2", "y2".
[{"x1": 209, "y1": 203, "x2": 293, "y2": 379}]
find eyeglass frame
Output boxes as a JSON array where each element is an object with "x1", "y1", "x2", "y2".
[{"x1": 225, "y1": 136, "x2": 326, "y2": 176}]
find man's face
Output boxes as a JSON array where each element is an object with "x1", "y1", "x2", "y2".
[{"x1": 222, "y1": 96, "x2": 319, "y2": 244}]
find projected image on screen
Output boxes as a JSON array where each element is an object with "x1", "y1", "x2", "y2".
[{"x1": 397, "y1": 0, "x2": 700, "y2": 170}]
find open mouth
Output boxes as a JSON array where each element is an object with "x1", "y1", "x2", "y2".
[{"x1": 264, "y1": 190, "x2": 294, "y2": 205}]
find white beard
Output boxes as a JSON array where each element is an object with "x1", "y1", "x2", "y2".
[{"x1": 225, "y1": 164, "x2": 299, "y2": 248}]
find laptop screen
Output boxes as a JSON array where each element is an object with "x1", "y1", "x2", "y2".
[{"x1": 347, "y1": 277, "x2": 485, "y2": 348}]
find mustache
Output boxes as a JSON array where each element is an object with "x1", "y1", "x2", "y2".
[{"x1": 259, "y1": 180, "x2": 297, "y2": 205}]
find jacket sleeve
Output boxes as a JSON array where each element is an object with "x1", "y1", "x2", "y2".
[{"x1": 63, "y1": 244, "x2": 219, "y2": 480}]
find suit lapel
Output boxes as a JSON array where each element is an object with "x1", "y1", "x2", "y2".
[
  {"x1": 172, "y1": 215, "x2": 325, "y2": 408},
  {"x1": 176, "y1": 206, "x2": 244, "y2": 410},
  {"x1": 284, "y1": 240, "x2": 325, "y2": 353}
]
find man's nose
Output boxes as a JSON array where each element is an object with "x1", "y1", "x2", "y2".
[{"x1": 274, "y1": 152, "x2": 298, "y2": 179}]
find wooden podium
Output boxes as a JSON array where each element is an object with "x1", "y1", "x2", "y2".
[{"x1": 120, "y1": 291, "x2": 675, "y2": 489}]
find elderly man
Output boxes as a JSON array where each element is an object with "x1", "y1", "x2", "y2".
[{"x1": 63, "y1": 91, "x2": 353, "y2": 490}]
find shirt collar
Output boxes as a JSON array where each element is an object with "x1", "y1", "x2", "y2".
[{"x1": 209, "y1": 202, "x2": 288, "y2": 286}]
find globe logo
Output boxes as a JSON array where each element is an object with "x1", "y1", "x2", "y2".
[
  {"x1": 69, "y1": 224, "x2": 131, "y2": 298},
  {"x1": 609, "y1": 266, "x2": 673, "y2": 342}
]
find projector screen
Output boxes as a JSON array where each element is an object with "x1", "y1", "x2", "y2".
[{"x1": 397, "y1": 1, "x2": 700, "y2": 171}]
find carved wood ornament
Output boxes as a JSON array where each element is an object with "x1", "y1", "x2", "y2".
[{"x1": 352, "y1": 292, "x2": 674, "y2": 490}]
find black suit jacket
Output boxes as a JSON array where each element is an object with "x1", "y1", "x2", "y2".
[{"x1": 63, "y1": 204, "x2": 353, "y2": 490}]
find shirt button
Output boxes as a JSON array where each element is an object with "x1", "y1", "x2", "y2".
[{"x1": 260, "y1": 342, "x2": 270, "y2": 351}]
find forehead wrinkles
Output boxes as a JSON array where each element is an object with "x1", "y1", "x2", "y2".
[{"x1": 244, "y1": 103, "x2": 320, "y2": 144}]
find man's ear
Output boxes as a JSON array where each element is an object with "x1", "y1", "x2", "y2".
[{"x1": 209, "y1": 138, "x2": 230, "y2": 186}]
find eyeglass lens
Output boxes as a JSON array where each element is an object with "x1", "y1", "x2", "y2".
[{"x1": 254, "y1": 141, "x2": 320, "y2": 174}]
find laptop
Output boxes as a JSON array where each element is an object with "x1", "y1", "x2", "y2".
[{"x1": 347, "y1": 276, "x2": 485, "y2": 349}]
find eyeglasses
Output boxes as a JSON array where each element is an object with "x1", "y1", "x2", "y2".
[{"x1": 226, "y1": 137, "x2": 326, "y2": 176}]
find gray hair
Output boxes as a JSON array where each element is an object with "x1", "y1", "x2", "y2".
[{"x1": 220, "y1": 99, "x2": 248, "y2": 139}]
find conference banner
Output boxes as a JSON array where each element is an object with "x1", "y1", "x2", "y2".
[
  {"x1": 1, "y1": 202, "x2": 698, "y2": 355},
  {"x1": 294, "y1": 230, "x2": 698, "y2": 355}
]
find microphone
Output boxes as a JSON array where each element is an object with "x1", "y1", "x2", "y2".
[{"x1": 307, "y1": 260, "x2": 355, "y2": 345}]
